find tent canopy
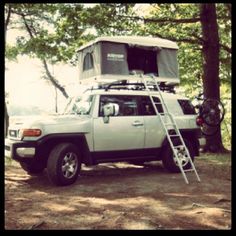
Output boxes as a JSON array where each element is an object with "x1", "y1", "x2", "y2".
[{"x1": 77, "y1": 36, "x2": 179, "y2": 84}]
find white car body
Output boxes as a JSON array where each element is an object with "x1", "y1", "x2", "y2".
[{"x1": 5, "y1": 87, "x2": 203, "y2": 185}]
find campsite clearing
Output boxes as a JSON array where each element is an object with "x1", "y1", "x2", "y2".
[{"x1": 5, "y1": 153, "x2": 231, "y2": 230}]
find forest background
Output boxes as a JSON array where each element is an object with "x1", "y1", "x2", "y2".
[{"x1": 4, "y1": 3, "x2": 231, "y2": 152}]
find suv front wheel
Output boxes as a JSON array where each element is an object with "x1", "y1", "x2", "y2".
[
  {"x1": 162, "y1": 138, "x2": 194, "y2": 173},
  {"x1": 47, "y1": 143, "x2": 81, "y2": 186}
]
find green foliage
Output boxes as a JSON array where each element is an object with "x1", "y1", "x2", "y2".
[
  {"x1": 131, "y1": 4, "x2": 231, "y2": 92},
  {"x1": 220, "y1": 84, "x2": 231, "y2": 150},
  {"x1": 6, "y1": 3, "x2": 230, "y2": 86},
  {"x1": 83, "y1": 3, "x2": 137, "y2": 36},
  {"x1": 5, "y1": 45, "x2": 19, "y2": 61},
  {"x1": 5, "y1": 4, "x2": 96, "y2": 64}
]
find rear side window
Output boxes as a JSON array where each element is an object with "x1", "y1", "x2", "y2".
[
  {"x1": 140, "y1": 96, "x2": 164, "y2": 115},
  {"x1": 178, "y1": 99, "x2": 196, "y2": 115}
]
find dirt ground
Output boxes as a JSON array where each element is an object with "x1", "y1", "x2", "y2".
[{"x1": 4, "y1": 153, "x2": 231, "y2": 230}]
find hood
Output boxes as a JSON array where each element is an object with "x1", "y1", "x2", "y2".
[{"x1": 9, "y1": 114, "x2": 92, "y2": 138}]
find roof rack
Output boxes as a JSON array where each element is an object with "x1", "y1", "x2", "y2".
[{"x1": 94, "y1": 80, "x2": 176, "y2": 93}]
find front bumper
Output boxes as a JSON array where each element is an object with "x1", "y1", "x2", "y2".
[{"x1": 5, "y1": 138, "x2": 37, "y2": 161}]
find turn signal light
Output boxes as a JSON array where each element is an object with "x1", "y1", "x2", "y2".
[{"x1": 21, "y1": 129, "x2": 42, "y2": 137}]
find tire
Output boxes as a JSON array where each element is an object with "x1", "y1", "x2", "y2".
[
  {"x1": 20, "y1": 162, "x2": 45, "y2": 175},
  {"x1": 162, "y1": 138, "x2": 195, "y2": 173},
  {"x1": 47, "y1": 143, "x2": 81, "y2": 186}
]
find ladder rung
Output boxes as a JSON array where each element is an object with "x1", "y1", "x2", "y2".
[
  {"x1": 159, "y1": 112, "x2": 170, "y2": 115},
  {"x1": 169, "y1": 134, "x2": 180, "y2": 137},
  {"x1": 183, "y1": 169, "x2": 195, "y2": 173},
  {"x1": 173, "y1": 145, "x2": 185, "y2": 149}
]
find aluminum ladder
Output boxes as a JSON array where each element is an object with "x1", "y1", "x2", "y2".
[{"x1": 141, "y1": 75, "x2": 201, "y2": 184}]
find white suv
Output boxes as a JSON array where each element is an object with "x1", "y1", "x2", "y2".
[{"x1": 5, "y1": 83, "x2": 202, "y2": 186}]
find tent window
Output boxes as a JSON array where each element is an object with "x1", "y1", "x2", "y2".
[
  {"x1": 127, "y1": 47, "x2": 158, "y2": 76},
  {"x1": 83, "y1": 53, "x2": 94, "y2": 71}
]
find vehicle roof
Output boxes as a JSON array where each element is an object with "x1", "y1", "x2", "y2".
[
  {"x1": 84, "y1": 88, "x2": 188, "y2": 100},
  {"x1": 77, "y1": 36, "x2": 179, "y2": 51}
]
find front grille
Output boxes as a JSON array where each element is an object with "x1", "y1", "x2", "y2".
[{"x1": 9, "y1": 129, "x2": 18, "y2": 138}]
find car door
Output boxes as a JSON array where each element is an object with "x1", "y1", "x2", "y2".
[
  {"x1": 140, "y1": 95, "x2": 166, "y2": 148},
  {"x1": 93, "y1": 94, "x2": 145, "y2": 153}
]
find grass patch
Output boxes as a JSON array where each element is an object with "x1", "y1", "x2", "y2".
[
  {"x1": 197, "y1": 153, "x2": 231, "y2": 166},
  {"x1": 5, "y1": 156, "x2": 12, "y2": 166},
  {"x1": 5, "y1": 156, "x2": 19, "y2": 167},
  {"x1": 196, "y1": 153, "x2": 231, "y2": 180}
]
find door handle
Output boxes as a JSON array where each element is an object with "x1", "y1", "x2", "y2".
[{"x1": 132, "y1": 121, "x2": 144, "y2": 126}]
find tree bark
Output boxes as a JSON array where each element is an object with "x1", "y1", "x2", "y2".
[
  {"x1": 5, "y1": 5, "x2": 11, "y2": 137},
  {"x1": 42, "y1": 59, "x2": 69, "y2": 99},
  {"x1": 5, "y1": 101, "x2": 9, "y2": 137},
  {"x1": 200, "y1": 4, "x2": 226, "y2": 152}
]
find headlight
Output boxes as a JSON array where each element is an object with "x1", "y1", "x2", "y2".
[{"x1": 19, "y1": 129, "x2": 42, "y2": 139}]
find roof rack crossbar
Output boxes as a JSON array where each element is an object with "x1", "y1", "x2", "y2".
[
  {"x1": 95, "y1": 80, "x2": 176, "y2": 93},
  {"x1": 105, "y1": 82, "x2": 145, "y2": 91}
]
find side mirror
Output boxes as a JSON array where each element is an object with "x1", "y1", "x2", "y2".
[{"x1": 103, "y1": 103, "x2": 119, "y2": 123}]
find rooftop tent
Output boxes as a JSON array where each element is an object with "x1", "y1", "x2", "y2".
[{"x1": 77, "y1": 36, "x2": 179, "y2": 84}]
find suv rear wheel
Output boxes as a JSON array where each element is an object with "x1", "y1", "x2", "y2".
[
  {"x1": 162, "y1": 138, "x2": 194, "y2": 173},
  {"x1": 47, "y1": 143, "x2": 81, "y2": 186}
]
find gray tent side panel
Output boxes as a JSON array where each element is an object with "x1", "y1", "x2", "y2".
[
  {"x1": 78, "y1": 43, "x2": 101, "y2": 80},
  {"x1": 101, "y1": 42, "x2": 129, "y2": 75},
  {"x1": 157, "y1": 49, "x2": 179, "y2": 78}
]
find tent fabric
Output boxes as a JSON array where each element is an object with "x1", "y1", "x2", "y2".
[
  {"x1": 101, "y1": 42, "x2": 129, "y2": 75},
  {"x1": 157, "y1": 49, "x2": 178, "y2": 78},
  {"x1": 78, "y1": 43, "x2": 101, "y2": 80},
  {"x1": 77, "y1": 36, "x2": 178, "y2": 51},
  {"x1": 78, "y1": 38, "x2": 179, "y2": 83}
]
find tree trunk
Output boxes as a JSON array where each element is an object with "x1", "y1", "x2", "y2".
[
  {"x1": 5, "y1": 102, "x2": 9, "y2": 137},
  {"x1": 200, "y1": 4, "x2": 226, "y2": 152},
  {"x1": 5, "y1": 4, "x2": 11, "y2": 137}
]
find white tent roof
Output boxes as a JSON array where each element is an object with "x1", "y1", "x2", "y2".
[{"x1": 77, "y1": 36, "x2": 178, "y2": 51}]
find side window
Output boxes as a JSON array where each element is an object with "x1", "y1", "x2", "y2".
[
  {"x1": 140, "y1": 96, "x2": 164, "y2": 115},
  {"x1": 83, "y1": 53, "x2": 94, "y2": 71},
  {"x1": 99, "y1": 95, "x2": 138, "y2": 117},
  {"x1": 177, "y1": 99, "x2": 196, "y2": 115}
]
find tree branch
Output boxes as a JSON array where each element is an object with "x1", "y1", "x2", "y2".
[
  {"x1": 151, "y1": 31, "x2": 201, "y2": 45},
  {"x1": 5, "y1": 4, "x2": 12, "y2": 41},
  {"x1": 21, "y1": 14, "x2": 34, "y2": 38},
  {"x1": 118, "y1": 14, "x2": 201, "y2": 24},
  {"x1": 219, "y1": 43, "x2": 231, "y2": 54},
  {"x1": 5, "y1": 5, "x2": 12, "y2": 31},
  {"x1": 20, "y1": 14, "x2": 69, "y2": 99},
  {"x1": 117, "y1": 14, "x2": 231, "y2": 54},
  {"x1": 42, "y1": 59, "x2": 69, "y2": 98}
]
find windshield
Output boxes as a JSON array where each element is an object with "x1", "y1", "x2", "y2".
[{"x1": 63, "y1": 94, "x2": 94, "y2": 115}]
